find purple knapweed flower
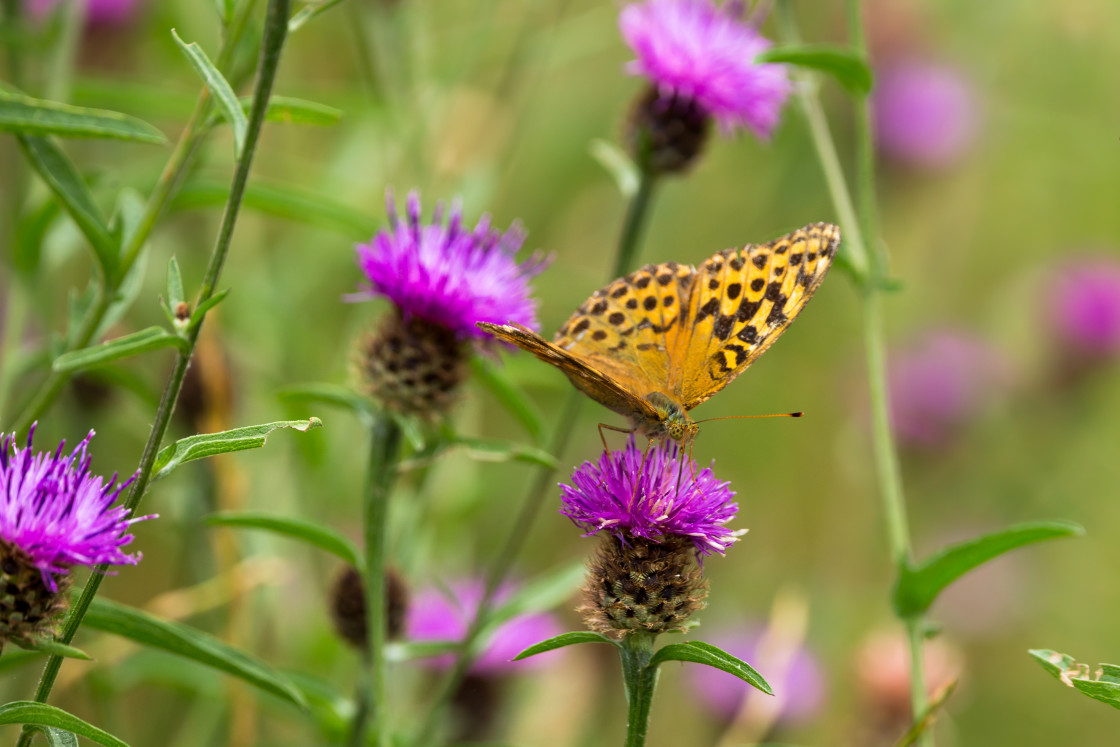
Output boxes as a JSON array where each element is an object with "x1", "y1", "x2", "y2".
[
  {"x1": 619, "y1": 0, "x2": 791, "y2": 138},
  {"x1": 560, "y1": 436, "x2": 741, "y2": 557},
  {"x1": 28, "y1": 0, "x2": 142, "y2": 27},
  {"x1": 0, "y1": 425, "x2": 151, "y2": 591},
  {"x1": 887, "y1": 331, "x2": 1008, "y2": 449},
  {"x1": 406, "y1": 580, "x2": 565, "y2": 675},
  {"x1": 354, "y1": 191, "x2": 547, "y2": 341},
  {"x1": 1048, "y1": 257, "x2": 1120, "y2": 358},
  {"x1": 872, "y1": 60, "x2": 980, "y2": 168},
  {"x1": 688, "y1": 628, "x2": 825, "y2": 724}
]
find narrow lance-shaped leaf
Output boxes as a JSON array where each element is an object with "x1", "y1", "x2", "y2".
[
  {"x1": 590, "y1": 139, "x2": 640, "y2": 199},
  {"x1": 241, "y1": 95, "x2": 343, "y2": 126},
  {"x1": 171, "y1": 29, "x2": 247, "y2": 156},
  {"x1": 205, "y1": 511, "x2": 362, "y2": 569},
  {"x1": 513, "y1": 632, "x2": 620, "y2": 661},
  {"x1": 277, "y1": 383, "x2": 376, "y2": 425},
  {"x1": 1030, "y1": 649, "x2": 1120, "y2": 711},
  {"x1": 52, "y1": 327, "x2": 189, "y2": 374},
  {"x1": 756, "y1": 44, "x2": 874, "y2": 95},
  {"x1": 893, "y1": 520, "x2": 1084, "y2": 617},
  {"x1": 0, "y1": 702, "x2": 127, "y2": 747},
  {"x1": 0, "y1": 90, "x2": 166, "y2": 143},
  {"x1": 649, "y1": 640, "x2": 773, "y2": 695},
  {"x1": 16, "y1": 136, "x2": 116, "y2": 272},
  {"x1": 36, "y1": 726, "x2": 81, "y2": 747},
  {"x1": 151, "y1": 417, "x2": 323, "y2": 482},
  {"x1": 82, "y1": 597, "x2": 307, "y2": 709}
]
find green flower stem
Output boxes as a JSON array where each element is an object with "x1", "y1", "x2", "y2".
[
  {"x1": 44, "y1": 0, "x2": 86, "y2": 104},
  {"x1": 620, "y1": 631, "x2": 658, "y2": 747},
  {"x1": 357, "y1": 415, "x2": 404, "y2": 747},
  {"x1": 413, "y1": 164, "x2": 659, "y2": 745},
  {"x1": 613, "y1": 169, "x2": 657, "y2": 280},
  {"x1": 8, "y1": 1, "x2": 259, "y2": 436},
  {"x1": 16, "y1": 2, "x2": 290, "y2": 739},
  {"x1": 345, "y1": 662, "x2": 373, "y2": 747}
]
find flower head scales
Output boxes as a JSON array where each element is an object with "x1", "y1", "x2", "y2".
[
  {"x1": 0, "y1": 425, "x2": 151, "y2": 591},
  {"x1": 355, "y1": 191, "x2": 548, "y2": 340},
  {"x1": 560, "y1": 436, "x2": 741, "y2": 556},
  {"x1": 619, "y1": 0, "x2": 791, "y2": 138}
]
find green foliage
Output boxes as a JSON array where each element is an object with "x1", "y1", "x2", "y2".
[
  {"x1": 1030, "y1": 650, "x2": 1120, "y2": 711},
  {"x1": 0, "y1": 703, "x2": 126, "y2": 747},
  {"x1": 513, "y1": 632, "x2": 619, "y2": 660},
  {"x1": 470, "y1": 356, "x2": 548, "y2": 446},
  {"x1": 0, "y1": 90, "x2": 166, "y2": 143},
  {"x1": 757, "y1": 44, "x2": 873, "y2": 94},
  {"x1": 893, "y1": 521, "x2": 1084, "y2": 618},
  {"x1": 82, "y1": 597, "x2": 307, "y2": 709},
  {"x1": 151, "y1": 418, "x2": 323, "y2": 482},
  {"x1": 51, "y1": 327, "x2": 189, "y2": 373},
  {"x1": 649, "y1": 640, "x2": 772, "y2": 695},
  {"x1": 171, "y1": 29, "x2": 247, "y2": 156},
  {"x1": 204, "y1": 511, "x2": 362, "y2": 568}
]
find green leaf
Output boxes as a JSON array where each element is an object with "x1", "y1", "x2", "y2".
[
  {"x1": 83, "y1": 597, "x2": 307, "y2": 709},
  {"x1": 37, "y1": 726, "x2": 81, "y2": 747},
  {"x1": 166, "y1": 256, "x2": 185, "y2": 310},
  {"x1": 589, "y1": 139, "x2": 640, "y2": 199},
  {"x1": 0, "y1": 90, "x2": 166, "y2": 143},
  {"x1": 52, "y1": 327, "x2": 188, "y2": 374},
  {"x1": 19, "y1": 638, "x2": 92, "y2": 661},
  {"x1": 173, "y1": 180, "x2": 377, "y2": 237},
  {"x1": 243, "y1": 95, "x2": 342, "y2": 126},
  {"x1": 187, "y1": 288, "x2": 230, "y2": 330},
  {"x1": 288, "y1": 0, "x2": 346, "y2": 32},
  {"x1": 385, "y1": 640, "x2": 461, "y2": 663},
  {"x1": 171, "y1": 29, "x2": 247, "y2": 156},
  {"x1": 205, "y1": 511, "x2": 361, "y2": 569},
  {"x1": 277, "y1": 383, "x2": 375, "y2": 425},
  {"x1": 469, "y1": 356, "x2": 547, "y2": 446},
  {"x1": 513, "y1": 632, "x2": 619, "y2": 660},
  {"x1": 399, "y1": 434, "x2": 557, "y2": 472},
  {"x1": 16, "y1": 136, "x2": 116, "y2": 271},
  {"x1": 649, "y1": 641, "x2": 772, "y2": 695},
  {"x1": 756, "y1": 44, "x2": 873, "y2": 95},
  {"x1": 152, "y1": 418, "x2": 323, "y2": 482},
  {"x1": 52, "y1": 326, "x2": 187, "y2": 374},
  {"x1": 1030, "y1": 650, "x2": 1120, "y2": 711},
  {"x1": 894, "y1": 521, "x2": 1084, "y2": 617},
  {"x1": 0, "y1": 702, "x2": 127, "y2": 747}
]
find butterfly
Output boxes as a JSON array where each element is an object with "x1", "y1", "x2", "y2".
[{"x1": 477, "y1": 222, "x2": 841, "y2": 447}]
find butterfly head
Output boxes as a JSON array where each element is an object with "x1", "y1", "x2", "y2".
[{"x1": 645, "y1": 392, "x2": 699, "y2": 445}]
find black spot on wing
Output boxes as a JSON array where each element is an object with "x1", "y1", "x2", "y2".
[{"x1": 713, "y1": 315, "x2": 734, "y2": 340}]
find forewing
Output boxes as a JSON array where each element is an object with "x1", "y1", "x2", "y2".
[
  {"x1": 552, "y1": 261, "x2": 698, "y2": 398},
  {"x1": 476, "y1": 322, "x2": 660, "y2": 423},
  {"x1": 671, "y1": 223, "x2": 841, "y2": 409}
]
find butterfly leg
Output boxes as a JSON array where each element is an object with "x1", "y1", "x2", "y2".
[{"x1": 597, "y1": 422, "x2": 636, "y2": 457}]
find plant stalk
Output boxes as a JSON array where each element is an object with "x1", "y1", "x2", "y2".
[
  {"x1": 17, "y1": 2, "x2": 291, "y2": 738},
  {"x1": 620, "y1": 631, "x2": 658, "y2": 747},
  {"x1": 356, "y1": 415, "x2": 404, "y2": 747}
]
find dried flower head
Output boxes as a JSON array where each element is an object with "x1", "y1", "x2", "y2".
[
  {"x1": 560, "y1": 436, "x2": 742, "y2": 557},
  {"x1": 354, "y1": 191, "x2": 547, "y2": 341},
  {"x1": 327, "y1": 565, "x2": 410, "y2": 651},
  {"x1": 620, "y1": 0, "x2": 790, "y2": 140},
  {"x1": 0, "y1": 425, "x2": 151, "y2": 643}
]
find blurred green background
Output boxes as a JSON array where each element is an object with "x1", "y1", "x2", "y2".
[{"x1": 1, "y1": 0, "x2": 1118, "y2": 744}]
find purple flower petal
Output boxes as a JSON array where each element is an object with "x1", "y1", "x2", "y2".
[
  {"x1": 1049, "y1": 257, "x2": 1120, "y2": 356},
  {"x1": 619, "y1": 0, "x2": 791, "y2": 138},
  {"x1": 354, "y1": 191, "x2": 547, "y2": 340},
  {"x1": 559, "y1": 436, "x2": 741, "y2": 556},
  {"x1": 0, "y1": 425, "x2": 153, "y2": 591}
]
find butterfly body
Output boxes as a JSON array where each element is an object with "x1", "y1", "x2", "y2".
[{"x1": 478, "y1": 222, "x2": 841, "y2": 444}]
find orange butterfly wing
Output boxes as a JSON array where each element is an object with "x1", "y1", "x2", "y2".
[{"x1": 670, "y1": 222, "x2": 841, "y2": 409}]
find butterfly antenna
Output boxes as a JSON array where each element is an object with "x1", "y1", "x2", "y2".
[{"x1": 693, "y1": 411, "x2": 804, "y2": 425}]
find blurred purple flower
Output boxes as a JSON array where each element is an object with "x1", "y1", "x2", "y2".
[
  {"x1": 872, "y1": 61, "x2": 980, "y2": 168},
  {"x1": 354, "y1": 191, "x2": 548, "y2": 341},
  {"x1": 27, "y1": 0, "x2": 142, "y2": 27},
  {"x1": 887, "y1": 331, "x2": 1008, "y2": 449},
  {"x1": 688, "y1": 628, "x2": 825, "y2": 724},
  {"x1": 0, "y1": 425, "x2": 151, "y2": 591},
  {"x1": 619, "y1": 0, "x2": 791, "y2": 138},
  {"x1": 560, "y1": 435, "x2": 741, "y2": 557},
  {"x1": 1049, "y1": 257, "x2": 1120, "y2": 358},
  {"x1": 406, "y1": 580, "x2": 564, "y2": 675}
]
